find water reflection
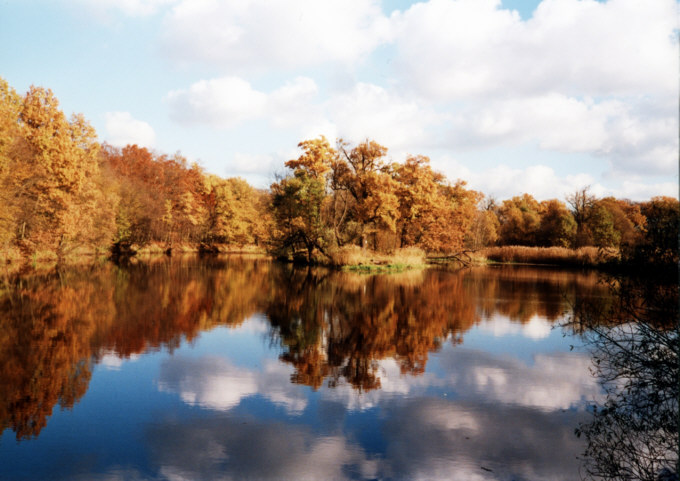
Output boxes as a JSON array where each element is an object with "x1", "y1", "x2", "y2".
[
  {"x1": 266, "y1": 265, "x2": 608, "y2": 392},
  {"x1": 0, "y1": 258, "x2": 611, "y2": 443},
  {"x1": 0, "y1": 256, "x2": 271, "y2": 440},
  {"x1": 145, "y1": 398, "x2": 590, "y2": 481},
  {"x1": 568, "y1": 277, "x2": 678, "y2": 481}
]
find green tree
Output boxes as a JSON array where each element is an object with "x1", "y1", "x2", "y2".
[
  {"x1": 270, "y1": 137, "x2": 337, "y2": 261},
  {"x1": 538, "y1": 199, "x2": 576, "y2": 247},
  {"x1": 498, "y1": 194, "x2": 542, "y2": 245},
  {"x1": 270, "y1": 171, "x2": 328, "y2": 262},
  {"x1": 635, "y1": 196, "x2": 679, "y2": 266},
  {"x1": 589, "y1": 203, "x2": 620, "y2": 248}
]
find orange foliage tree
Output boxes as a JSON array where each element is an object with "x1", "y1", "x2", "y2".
[
  {"x1": 392, "y1": 155, "x2": 479, "y2": 253},
  {"x1": 0, "y1": 78, "x2": 116, "y2": 260},
  {"x1": 497, "y1": 194, "x2": 542, "y2": 246},
  {"x1": 270, "y1": 137, "x2": 480, "y2": 260}
]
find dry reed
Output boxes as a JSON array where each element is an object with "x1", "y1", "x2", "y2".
[{"x1": 481, "y1": 245, "x2": 618, "y2": 267}]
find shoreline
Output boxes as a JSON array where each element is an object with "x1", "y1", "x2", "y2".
[{"x1": 1, "y1": 244, "x2": 674, "y2": 280}]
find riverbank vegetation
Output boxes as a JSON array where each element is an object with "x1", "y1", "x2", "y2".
[{"x1": 1, "y1": 77, "x2": 677, "y2": 273}]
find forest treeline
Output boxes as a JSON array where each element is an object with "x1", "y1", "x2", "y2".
[{"x1": 1, "y1": 78, "x2": 677, "y2": 268}]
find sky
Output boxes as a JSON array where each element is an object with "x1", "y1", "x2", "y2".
[{"x1": 1, "y1": 0, "x2": 677, "y2": 201}]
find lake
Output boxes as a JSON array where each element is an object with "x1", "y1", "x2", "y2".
[{"x1": 0, "y1": 256, "x2": 673, "y2": 480}]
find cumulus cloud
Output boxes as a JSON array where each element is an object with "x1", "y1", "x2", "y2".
[
  {"x1": 148, "y1": 417, "x2": 377, "y2": 481},
  {"x1": 446, "y1": 94, "x2": 678, "y2": 178},
  {"x1": 389, "y1": 0, "x2": 678, "y2": 180},
  {"x1": 431, "y1": 156, "x2": 676, "y2": 201},
  {"x1": 327, "y1": 82, "x2": 443, "y2": 149},
  {"x1": 167, "y1": 77, "x2": 440, "y2": 151},
  {"x1": 391, "y1": 0, "x2": 677, "y2": 100},
  {"x1": 104, "y1": 111, "x2": 156, "y2": 148},
  {"x1": 98, "y1": 351, "x2": 141, "y2": 371},
  {"x1": 161, "y1": 0, "x2": 677, "y2": 195},
  {"x1": 161, "y1": 0, "x2": 391, "y2": 71},
  {"x1": 313, "y1": 346, "x2": 601, "y2": 413},
  {"x1": 166, "y1": 77, "x2": 267, "y2": 128},
  {"x1": 613, "y1": 179, "x2": 679, "y2": 200},
  {"x1": 430, "y1": 158, "x2": 599, "y2": 200}
]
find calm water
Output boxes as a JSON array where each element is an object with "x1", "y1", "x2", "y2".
[{"x1": 0, "y1": 257, "x2": 621, "y2": 480}]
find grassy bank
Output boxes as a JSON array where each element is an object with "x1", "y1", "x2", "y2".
[{"x1": 324, "y1": 246, "x2": 427, "y2": 272}]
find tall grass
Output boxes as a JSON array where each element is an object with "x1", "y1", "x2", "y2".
[{"x1": 482, "y1": 245, "x2": 618, "y2": 267}]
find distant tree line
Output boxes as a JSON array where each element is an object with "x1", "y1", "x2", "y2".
[
  {"x1": 467, "y1": 188, "x2": 678, "y2": 267},
  {"x1": 1, "y1": 77, "x2": 677, "y2": 268}
]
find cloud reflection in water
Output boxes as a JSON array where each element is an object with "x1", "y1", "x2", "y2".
[{"x1": 154, "y1": 340, "x2": 600, "y2": 480}]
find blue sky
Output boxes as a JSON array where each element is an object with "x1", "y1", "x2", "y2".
[{"x1": 1, "y1": 0, "x2": 677, "y2": 201}]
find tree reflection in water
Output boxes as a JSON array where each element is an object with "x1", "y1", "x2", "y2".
[
  {"x1": 570, "y1": 278, "x2": 678, "y2": 481},
  {"x1": 0, "y1": 256, "x2": 271, "y2": 440},
  {"x1": 0, "y1": 258, "x2": 613, "y2": 441}
]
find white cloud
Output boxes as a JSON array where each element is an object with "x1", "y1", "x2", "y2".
[
  {"x1": 430, "y1": 158, "x2": 601, "y2": 200},
  {"x1": 388, "y1": 0, "x2": 678, "y2": 181},
  {"x1": 166, "y1": 77, "x2": 267, "y2": 128},
  {"x1": 104, "y1": 111, "x2": 156, "y2": 148},
  {"x1": 229, "y1": 152, "x2": 278, "y2": 176},
  {"x1": 159, "y1": 0, "x2": 677, "y2": 195},
  {"x1": 392, "y1": 0, "x2": 678, "y2": 100},
  {"x1": 327, "y1": 82, "x2": 443, "y2": 150},
  {"x1": 268, "y1": 77, "x2": 320, "y2": 128},
  {"x1": 431, "y1": 156, "x2": 677, "y2": 201},
  {"x1": 446, "y1": 93, "x2": 678, "y2": 178},
  {"x1": 613, "y1": 180, "x2": 679, "y2": 201},
  {"x1": 161, "y1": 0, "x2": 391, "y2": 71},
  {"x1": 167, "y1": 77, "x2": 440, "y2": 152},
  {"x1": 320, "y1": 358, "x2": 436, "y2": 411}
]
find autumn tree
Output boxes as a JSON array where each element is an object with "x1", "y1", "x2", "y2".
[
  {"x1": 466, "y1": 210, "x2": 499, "y2": 250},
  {"x1": 331, "y1": 139, "x2": 399, "y2": 249},
  {"x1": 0, "y1": 78, "x2": 23, "y2": 252},
  {"x1": 270, "y1": 138, "x2": 482, "y2": 259},
  {"x1": 270, "y1": 137, "x2": 336, "y2": 261},
  {"x1": 430, "y1": 180, "x2": 480, "y2": 253},
  {"x1": 567, "y1": 186, "x2": 596, "y2": 247},
  {"x1": 595, "y1": 197, "x2": 646, "y2": 253},
  {"x1": 588, "y1": 203, "x2": 620, "y2": 248},
  {"x1": 634, "y1": 196, "x2": 679, "y2": 266},
  {"x1": 203, "y1": 175, "x2": 270, "y2": 246},
  {"x1": 537, "y1": 199, "x2": 576, "y2": 247},
  {"x1": 497, "y1": 194, "x2": 542, "y2": 246},
  {"x1": 465, "y1": 196, "x2": 499, "y2": 250},
  {"x1": 101, "y1": 144, "x2": 212, "y2": 249},
  {"x1": 391, "y1": 155, "x2": 479, "y2": 253},
  {"x1": 0, "y1": 82, "x2": 117, "y2": 260},
  {"x1": 101, "y1": 144, "x2": 165, "y2": 246}
]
